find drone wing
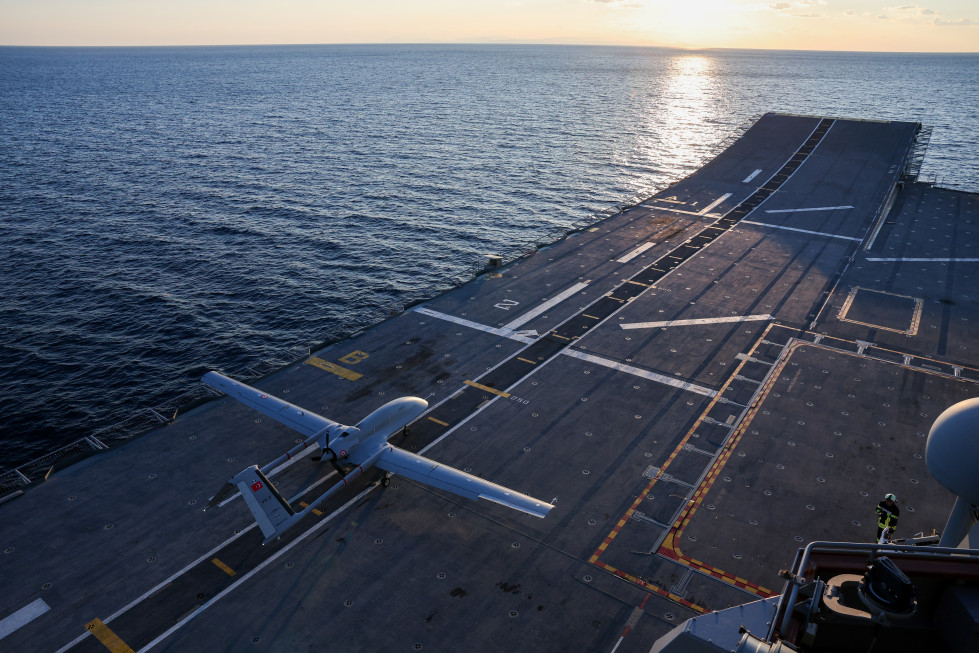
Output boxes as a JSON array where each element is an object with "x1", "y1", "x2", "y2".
[
  {"x1": 202, "y1": 371, "x2": 336, "y2": 438},
  {"x1": 376, "y1": 446, "x2": 553, "y2": 518}
]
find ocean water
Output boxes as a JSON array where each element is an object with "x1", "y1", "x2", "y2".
[{"x1": 1, "y1": 44, "x2": 977, "y2": 471}]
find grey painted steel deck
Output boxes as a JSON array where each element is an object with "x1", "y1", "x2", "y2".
[{"x1": 1, "y1": 113, "x2": 976, "y2": 653}]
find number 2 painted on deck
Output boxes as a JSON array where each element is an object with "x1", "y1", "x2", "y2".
[{"x1": 495, "y1": 299, "x2": 520, "y2": 311}]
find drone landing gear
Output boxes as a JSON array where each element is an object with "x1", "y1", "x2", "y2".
[{"x1": 373, "y1": 471, "x2": 393, "y2": 487}]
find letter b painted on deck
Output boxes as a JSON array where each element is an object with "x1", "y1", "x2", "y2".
[{"x1": 339, "y1": 350, "x2": 369, "y2": 364}]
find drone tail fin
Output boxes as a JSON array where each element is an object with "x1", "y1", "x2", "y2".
[{"x1": 231, "y1": 466, "x2": 302, "y2": 543}]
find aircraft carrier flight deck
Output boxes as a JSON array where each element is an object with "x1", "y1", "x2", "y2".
[{"x1": 1, "y1": 112, "x2": 977, "y2": 653}]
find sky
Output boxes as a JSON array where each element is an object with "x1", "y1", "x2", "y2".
[{"x1": 0, "y1": 0, "x2": 977, "y2": 52}]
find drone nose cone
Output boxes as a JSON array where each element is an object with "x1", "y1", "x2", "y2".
[{"x1": 926, "y1": 397, "x2": 979, "y2": 503}]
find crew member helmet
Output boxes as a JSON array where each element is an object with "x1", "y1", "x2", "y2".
[{"x1": 884, "y1": 493, "x2": 897, "y2": 501}]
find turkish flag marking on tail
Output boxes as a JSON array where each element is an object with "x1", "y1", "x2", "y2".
[{"x1": 251, "y1": 481, "x2": 264, "y2": 492}]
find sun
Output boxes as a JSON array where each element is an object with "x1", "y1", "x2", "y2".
[{"x1": 640, "y1": 0, "x2": 749, "y2": 48}]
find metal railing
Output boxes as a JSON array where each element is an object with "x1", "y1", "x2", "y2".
[
  {"x1": 902, "y1": 124, "x2": 933, "y2": 182},
  {"x1": 769, "y1": 540, "x2": 979, "y2": 641}
]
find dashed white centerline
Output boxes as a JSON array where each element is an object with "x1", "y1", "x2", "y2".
[
  {"x1": 742, "y1": 169, "x2": 763, "y2": 183},
  {"x1": 620, "y1": 314, "x2": 773, "y2": 330}
]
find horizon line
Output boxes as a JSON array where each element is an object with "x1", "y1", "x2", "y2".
[{"x1": 1, "y1": 42, "x2": 977, "y2": 55}]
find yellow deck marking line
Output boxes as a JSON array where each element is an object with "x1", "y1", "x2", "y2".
[
  {"x1": 550, "y1": 332, "x2": 572, "y2": 340},
  {"x1": 305, "y1": 356, "x2": 363, "y2": 381},
  {"x1": 625, "y1": 279, "x2": 650, "y2": 287},
  {"x1": 427, "y1": 416, "x2": 449, "y2": 427},
  {"x1": 649, "y1": 323, "x2": 952, "y2": 596},
  {"x1": 297, "y1": 501, "x2": 324, "y2": 516},
  {"x1": 85, "y1": 618, "x2": 134, "y2": 653},
  {"x1": 582, "y1": 314, "x2": 600, "y2": 320},
  {"x1": 464, "y1": 380, "x2": 511, "y2": 398},
  {"x1": 211, "y1": 558, "x2": 237, "y2": 577},
  {"x1": 517, "y1": 357, "x2": 537, "y2": 364},
  {"x1": 590, "y1": 323, "x2": 781, "y2": 599}
]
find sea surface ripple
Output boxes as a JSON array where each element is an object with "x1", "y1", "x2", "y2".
[{"x1": 1, "y1": 45, "x2": 976, "y2": 470}]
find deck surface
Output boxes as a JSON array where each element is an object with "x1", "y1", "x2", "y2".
[{"x1": 2, "y1": 113, "x2": 977, "y2": 653}]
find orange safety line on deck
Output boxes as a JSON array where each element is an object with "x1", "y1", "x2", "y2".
[
  {"x1": 655, "y1": 331, "x2": 798, "y2": 597},
  {"x1": 517, "y1": 357, "x2": 537, "y2": 364},
  {"x1": 463, "y1": 380, "x2": 511, "y2": 398},
  {"x1": 591, "y1": 561, "x2": 708, "y2": 614},
  {"x1": 305, "y1": 356, "x2": 363, "y2": 381},
  {"x1": 590, "y1": 323, "x2": 784, "y2": 599},
  {"x1": 85, "y1": 618, "x2": 134, "y2": 653},
  {"x1": 582, "y1": 314, "x2": 600, "y2": 320},
  {"x1": 654, "y1": 331, "x2": 979, "y2": 599},
  {"x1": 427, "y1": 416, "x2": 449, "y2": 427}
]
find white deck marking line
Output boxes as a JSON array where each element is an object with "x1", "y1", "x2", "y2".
[
  {"x1": 0, "y1": 598, "x2": 50, "y2": 641},
  {"x1": 70, "y1": 329, "x2": 538, "y2": 652},
  {"x1": 54, "y1": 526, "x2": 258, "y2": 653},
  {"x1": 619, "y1": 314, "x2": 773, "y2": 330},
  {"x1": 139, "y1": 490, "x2": 371, "y2": 652},
  {"x1": 742, "y1": 169, "x2": 763, "y2": 183},
  {"x1": 765, "y1": 205, "x2": 854, "y2": 213},
  {"x1": 865, "y1": 257, "x2": 979, "y2": 262},
  {"x1": 561, "y1": 350, "x2": 716, "y2": 397},
  {"x1": 503, "y1": 282, "x2": 590, "y2": 330},
  {"x1": 741, "y1": 119, "x2": 836, "y2": 221},
  {"x1": 617, "y1": 242, "x2": 655, "y2": 264},
  {"x1": 740, "y1": 220, "x2": 862, "y2": 242},
  {"x1": 417, "y1": 301, "x2": 716, "y2": 396},
  {"x1": 698, "y1": 193, "x2": 733, "y2": 216},
  {"x1": 640, "y1": 192, "x2": 733, "y2": 218},
  {"x1": 413, "y1": 307, "x2": 534, "y2": 344},
  {"x1": 640, "y1": 206, "x2": 724, "y2": 218}
]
